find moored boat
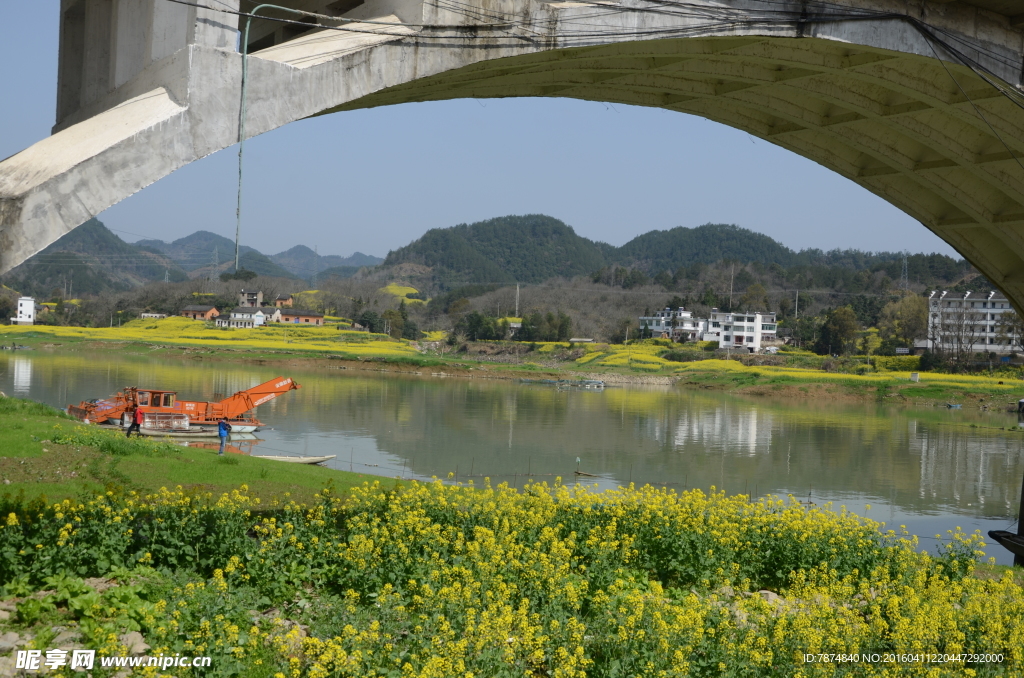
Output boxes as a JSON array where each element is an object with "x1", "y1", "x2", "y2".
[
  {"x1": 251, "y1": 455, "x2": 336, "y2": 465},
  {"x1": 138, "y1": 428, "x2": 258, "y2": 439},
  {"x1": 67, "y1": 376, "x2": 300, "y2": 429}
]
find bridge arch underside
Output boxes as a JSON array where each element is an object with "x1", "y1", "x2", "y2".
[{"x1": 328, "y1": 36, "x2": 1024, "y2": 303}]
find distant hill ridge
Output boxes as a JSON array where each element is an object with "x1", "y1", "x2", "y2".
[
  {"x1": 2, "y1": 219, "x2": 189, "y2": 296},
  {"x1": 137, "y1": 232, "x2": 382, "y2": 279},
  {"x1": 381, "y1": 214, "x2": 966, "y2": 286},
  {"x1": 2, "y1": 221, "x2": 385, "y2": 296}
]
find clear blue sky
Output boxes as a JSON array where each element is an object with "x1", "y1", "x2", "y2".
[{"x1": 1, "y1": 2, "x2": 958, "y2": 260}]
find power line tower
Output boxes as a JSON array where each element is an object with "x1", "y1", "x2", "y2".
[
  {"x1": 211, "y1": 246, "x2": 218, "y2": 281},
  {"x1": 312, "y1": 245, "x2": 319, "y2": 288},
  {"x1": 164, "y1": 269, "x2": 169, "y2": 283}
]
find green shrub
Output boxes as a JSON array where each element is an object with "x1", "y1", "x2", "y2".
[
  {"x1": 873, "y1": 355, "x2": 921, "y2": 371},
  {"x1": 0, "y1": 396, "x2": 71, "y2": 418}
]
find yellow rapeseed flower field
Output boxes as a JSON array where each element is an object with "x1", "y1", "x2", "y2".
[
  {"x1": 1, "y1": 481, "x2": 1019, "y2": 676},
  {"x1": 1, "y1": 317, "x2": 422, "y2": 359},
  {"x1": 381, "y1": 284, "x2": 426, "y2": 304}
]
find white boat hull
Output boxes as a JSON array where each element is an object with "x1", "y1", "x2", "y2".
[{"x1": 251, "y1": 455, "x2": 336, "y2": 465}]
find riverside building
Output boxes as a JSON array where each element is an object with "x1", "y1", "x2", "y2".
[
  {"x1": 638, "y1": 308, "x2": 708, "y2": 342},
  {"x1": 702, "y1": 309, "x2": 778, "y2": 351},
  {"x1": 920, "y1": 290, "x2": 1017, "y2": 354},
  {"x1": 637, "y1": 307, "x2": 779, "y2": 351}
]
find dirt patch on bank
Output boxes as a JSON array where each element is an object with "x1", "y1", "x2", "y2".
[
  {"x1": 734, "y1": 382, "x2": 875, "y2": 403},
  {"x1": 0, "y1": 445, "x2": 102, "y2": 486}
]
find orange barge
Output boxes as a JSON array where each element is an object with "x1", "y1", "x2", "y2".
[{"x1": 67, "y1": 376, "x2": 301, "y2": 431}]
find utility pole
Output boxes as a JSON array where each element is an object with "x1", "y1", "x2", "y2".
[
  {"x1": 312, "y1": 245, "x2": 319, "y2": 288},
  {"x1": 900, "y1": 251, "x2": 909, "y2": 294},
  {"x1": 729, "y1": 265, "x2": 734, "y2": 310},
  {"x1": 794, "y1": 289, "x2": 799, "y2": 319},
  {"x1": 515, "y1": 283, "x2": 520, "y2": 317}
]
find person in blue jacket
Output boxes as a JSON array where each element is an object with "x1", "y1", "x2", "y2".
[{"x1": 218, "y1": 417, "x2": 232, "y2": 455}]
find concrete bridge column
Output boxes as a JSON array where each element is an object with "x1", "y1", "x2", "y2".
[{"x1": 56, "y1": 0, "x2": 241, "y2": 131}]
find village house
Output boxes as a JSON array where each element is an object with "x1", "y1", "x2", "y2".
[
  {"x1": 139, "y1": 312, "x2": 168, "y2": 319},
  {"x1": 261, "y1": 307, "x2": 282, "y2": 323},
  {"x1": 275, "y1": 294, "x2": 293, "y2": 308},
  {"x1": 702, "y1": 309, "x2": 778, "y2": 351},
  {"x1": 216, "y1": 307, "x2": 266, "y2": 329},
  {"x1": 279, "y1": 309, "x2": 324, "y2": 326},
  {"x1": 180, "y1": 305, "x2": 220, "y2": 321},
  {"x1": 638, "y1": 307, "x2": 708, "y2": 342},
  {"x1": 10, "y1": 296, "x2": 36, "y2": 325},
  {"x1": 638, "y1": 307, "x2": 779, "y2": 351},
  {"x1": 239, "y1": 289, "x2": 263, "y2": 308}
]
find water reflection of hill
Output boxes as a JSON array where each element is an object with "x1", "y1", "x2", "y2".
[{"x1": 3, "y1": 352, "x2": 1021, "y2": 522}]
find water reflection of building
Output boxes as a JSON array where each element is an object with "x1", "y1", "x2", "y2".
[
  {"x1": 672, "y1": 406, "x2": 773, "y2": 456},
  {"x1": 12, "y1": 357, "x2": 32, "y2": 394},
  {"x1": 911, "y1": 425, "x2": 1024, "y2": 515}
]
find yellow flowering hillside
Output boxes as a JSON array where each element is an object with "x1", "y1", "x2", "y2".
[
  {"x1": 1, "y1": 481, "x2": 1020, "y2": 676},
  {"x1": 575, "y1": 342, "x2": 676, "y2": 371},
  {"x1": 382, "y1": 283, "x2": 426, "y2": 304},
  {"x1": 1, "y1": 316, "x2": 422, "y2": 359}
]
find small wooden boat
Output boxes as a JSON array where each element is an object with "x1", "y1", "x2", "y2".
[
  {"x1": 139, "y1": 428, "x2": 257, "y2": 440},
  {"x1": 139, "y1": 428, "x2": 218, "y2": 438},
  {"x1": 558, "y1": 379, "x2": 605, "y2": 390},
  {"x1": 988, "y1": 530, "x2": 1024, "y2": 558},
  {"x1": 251, "y1": 455, "x2": 336, "y2": 465}
]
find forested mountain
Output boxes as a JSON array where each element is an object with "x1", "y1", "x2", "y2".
[
  {"x1": 270, "y1": 245, "x2": 382, "y2": 278},
  {"x1": 382, "y1": 215, "x2": 610, "y2": 284},
  {"x1": 135, "y1": 231, "x2": 258, "y2": 271},
  {"x1": 616, "y1": 224, "x2": 797, "y2": 270},
  {"x1": 137, "y1": 232, "x2": 380, "y2": 281},
  {"x1": 317, "y1": 265, "x2": 363, "y2": 281},
  {"x1": 2, "y1": 219, "x2": 188, "y2": 297},
  {"x1": 380, "y1": 215, "x2": 971, "y2": 289}
]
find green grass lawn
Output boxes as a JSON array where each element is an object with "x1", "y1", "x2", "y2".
[{"x1": 0, "y1": 396, "x2": 394, "y2": 506}]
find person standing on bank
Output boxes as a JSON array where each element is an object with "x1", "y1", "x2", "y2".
[
  {"x1": 218, "y1": 417, "x2": 233, "y2": 455},
  {"x1": 125, "y1": 406, "x2": 145, "y2": 438}
]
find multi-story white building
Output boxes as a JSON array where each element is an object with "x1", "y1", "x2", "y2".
[
  {"x1": 10, "y1": 297, "x2": 36, "y2": 325},
  {"x1": 637, "y1": 307, "x2": 779, "y2": 351},
  {"x1": 638, "y1": 307, "x2": 708, "y2": 342},
  {"x1": 701, "y1": 309, "x2": 778, "y2": 351},
  {"x1": 920, "y1": 290, "x2": 1017, "y2": 353}
]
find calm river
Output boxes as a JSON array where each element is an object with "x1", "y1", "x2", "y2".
[{"x1": 2, "y1": 350, "x2": 1023, "y2": 564}]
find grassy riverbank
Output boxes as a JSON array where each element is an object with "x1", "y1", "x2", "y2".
[
  {"x1": 3, "y1": 320, "x2": 1024, "y2": 405},
  {"x1": 0, "y1": 396, "x2": 387, "y2": 505}
]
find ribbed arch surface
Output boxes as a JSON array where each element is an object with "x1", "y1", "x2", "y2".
[{"x1": 326, "y1": 36, "x2": 1024, "y2": 301}]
